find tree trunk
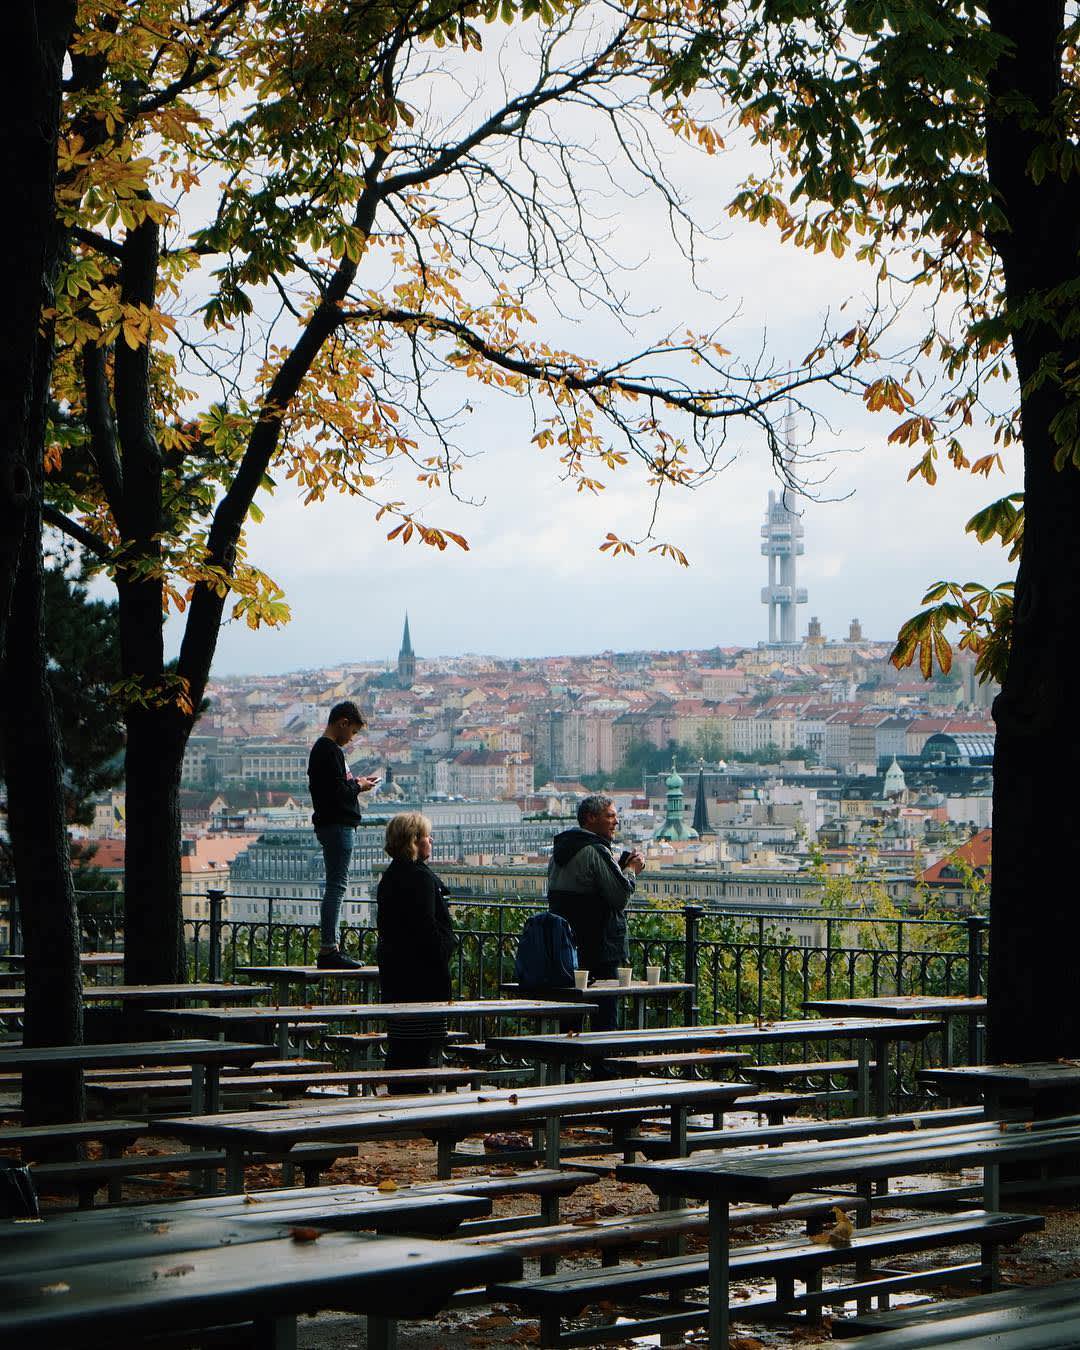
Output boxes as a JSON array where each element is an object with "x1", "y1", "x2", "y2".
[
  {"x1": 2, "y1": 465, "x2": 83, "y2": 1126},
  {"x1": 985, "y1": 0, "x2": 1080, "y2": 1060},
  {"x1": 122, "y1": 703, "x2": 188, "y2": 985},
  {"x1": 0, "y1": 2, "x2": 74, "y2": 657}
]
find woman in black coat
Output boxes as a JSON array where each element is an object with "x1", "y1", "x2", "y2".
[{"x1": 376, "y1": 812, "x2": 454, "y2": 1075}]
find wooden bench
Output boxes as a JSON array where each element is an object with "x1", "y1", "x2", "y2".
[
  {"x1": 491, "y1": 1210, "x2": 1043, "y2": 1347},
  {"x1": 0, "y1": 1118, "x2": 147, "y2": 1161},
  {"x1": 564, "y1": 1090, "x2": 829, "y2": 1153},
  {"x1": 0, "y1": 1189, "x2": 494, "y2": 1253},
  {"x1": 741, "y1": 1058, "x2": 875, "y2": 1085},
  {"x1": 629, "y1": 1105, "x2": 985, "y2": 1159},
  {"x1": 10, "y1": 1168, "x2": 597, "y2": 1231},
  {"x1": 0, "y1": 1057, "x2": 335, "y2": 1091},
  {"x1": 326, "y1": 1029, "x2": 469, "y2": 1065},
  {"x1": 86, "y1": 1065, "x2": 484, "y2": 1111},
  {"x1": 603, "y1": 1050, "x2": 749, "y2": 1077},
  {"x1": 29, "y1": 1141, "x2": 355, "y2": 1208},
  {"x1": 459, "y1": 1189, "x2": 867, "y2": 1259},
  {"x1": 833, "y1": 1276, "x2": 1080, "y2": 1346}
]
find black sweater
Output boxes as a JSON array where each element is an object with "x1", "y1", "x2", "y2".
[{"x1": 308, "y1": 736, "x2": 362, "y2": 827}]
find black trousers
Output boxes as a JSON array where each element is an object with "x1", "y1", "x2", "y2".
[{"x1": 586, "y1": 959, "x2": 620, "y2": 1033}]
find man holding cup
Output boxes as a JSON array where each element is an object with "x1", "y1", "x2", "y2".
[{"x1": 547, "y1": 795, "x2": 645, "y2": 1032}]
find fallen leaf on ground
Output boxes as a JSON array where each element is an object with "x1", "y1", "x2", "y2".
[
  {"x1": 290, "y1": 1227, "x2": 321, "y2": 1243},
  {"x1": 377, "y1": 1179, "x2": 399, "y2": 1192}
]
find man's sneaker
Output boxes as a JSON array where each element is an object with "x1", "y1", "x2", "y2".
[{"x1": 316, "y1": 948, "x2": 364, "y2": 970}]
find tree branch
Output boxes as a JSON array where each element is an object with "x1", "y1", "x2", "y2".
[{"x1": 42, "y1": 504, "x2": 110, "y2": 560}]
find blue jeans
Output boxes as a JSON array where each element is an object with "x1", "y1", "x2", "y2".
[{"x1": 315, "y1": 824, "x2": 354, "y2": 946}]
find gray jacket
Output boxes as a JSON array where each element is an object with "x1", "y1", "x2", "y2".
[{"x1": 547, "y1": 828, "x2": 635, "y2": 966}]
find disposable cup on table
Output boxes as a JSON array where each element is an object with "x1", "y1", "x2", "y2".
[{"x1": 574, "y1": 969, "x2": 590, "y2": 991}]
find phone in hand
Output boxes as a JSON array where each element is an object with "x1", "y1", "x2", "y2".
[{"x1": 618, "y1": 850, "x2": 633, "y2": 868}]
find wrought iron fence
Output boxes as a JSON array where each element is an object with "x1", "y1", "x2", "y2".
[
  {"x1": 2, "y1": 885, "x2": 987, "y2": 1096},
  {"x1": 2, "y1": 886, "x2": 988, "y2": 1023}
]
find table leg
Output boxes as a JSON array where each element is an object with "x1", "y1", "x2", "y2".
[
  {"x1": 226, "y1": 1147, "x2": 244, "y2": 1193},
  {"x1": 207, "y1": 1064, "x2": 221, "y2": 1114},
  {"x1": 669, "y1": 1103, "x2": 688, "y2": 1159},
  {"x1": 635, "y1": 995, "x2": 646, "y2": 1030},
  {"x1": 544, "y1": 1113, "x2": 561, "y2": 1169},
  {"x1": 191, "y1": 1064, "x2": 207, "y2": 1115},
  {"x1": 708, "y1": 1196, "x2": 730, "y2": 1349},
  {"x1": 436, "y1": 1134, "x2": 453, "y2": 1179},
  {"x1": 277, "y1": 1022, "x2": 290, "y2": 1057},
  {"x1": 257, "y1": 1313, "x2": 298, "y2": 1350},
  {"x1": 367, "y1": 1316, "x2": 398, "y2": 1350}
]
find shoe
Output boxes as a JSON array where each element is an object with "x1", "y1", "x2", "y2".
[{"x1": 316, "y1": 948, "x2": 364, "y2": 970}]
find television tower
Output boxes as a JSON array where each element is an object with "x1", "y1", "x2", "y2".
[{"x1": 760, "y1": 409, "x2": 807, "y2": 644}]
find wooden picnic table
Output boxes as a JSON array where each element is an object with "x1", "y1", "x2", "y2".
[
  {"x1": 0, "y1": 982, "x2": 272, "y2": 1009},
  {"x1": 501, "y1": 980, "x2": 693, "y2": 1029},
  {"x1": 0, "y1": 1195, "x2": 493, "y2": 1272},
  {"x1": 616, "y1": 1113, "x2": 1080, "y2": 1348},
  {"x1": 0, "y1": 1225, "x2": 520, "y2": 1350},
  {"x1": 234, "y1": 963, "x2": 380, "y2": 1003},
  {"x1": 151, "y1": 998, "x2": 597, "y2": 1057},
  {"x1": 159, "y1": 1076, "x2": 749, "y2": 1190},
  {"x1": 803, "y1": 994, "x2": 987, "y2": 1065},
  {"x1": 0, "y1": 1039, "x2": 268, "y2": 1113},
  {"x1": 488, "y1": 1016, "x2": 942, "y2": 1112},
  {"x1": 920, "y1": 1061, "x2": 1080, "y2": 1118}
]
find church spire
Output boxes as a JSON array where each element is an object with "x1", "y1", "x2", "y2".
[
  {"x1": 692, "y1": 761, "x2": 710, "y2": 836},
  {"x1": 397, "y1": 613, "x2": 415, "y2": 689}
]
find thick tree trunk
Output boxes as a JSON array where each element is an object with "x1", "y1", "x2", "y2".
[
  {"x1": 0, "y1": 2, "x2": 74, "y2": 657},
  {"x1": 2, "y1": 477, "x2": 83, "y2": 1126},
  {"x1": 122, "y1": 706, "x2": 188, "y2": 986},
  {"x1": 985, "y1": 0, "x2": 1080, "y2": 1060}
]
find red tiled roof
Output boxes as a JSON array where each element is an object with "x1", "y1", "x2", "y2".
[{"x1": 921, "y1": 828, "x2": 992, "y2": 883}]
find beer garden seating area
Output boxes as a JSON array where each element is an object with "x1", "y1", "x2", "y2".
[{"x1": 2, "y1": 894, "x2": 1079, "y2": 1349}]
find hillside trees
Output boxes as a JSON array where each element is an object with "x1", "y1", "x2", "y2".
[
  {"x1": 674, "y1": 0, "x2": 1079, "y2": 1058},
  {"x1": 42, "y1": 0, "x2": 878, "y2": 982}
]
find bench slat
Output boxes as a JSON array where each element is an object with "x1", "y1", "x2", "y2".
[{"x1": 491, "y1": 1211, "x2": 1043, "y2": 1314}]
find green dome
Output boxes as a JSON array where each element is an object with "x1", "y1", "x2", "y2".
[{"x1": 666, "y1": 759, "x2": 683, "y2": 790}]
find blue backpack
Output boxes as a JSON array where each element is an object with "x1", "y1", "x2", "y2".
[{"x1": 514, "y1": 912, "x2": 578, "y2": 989}]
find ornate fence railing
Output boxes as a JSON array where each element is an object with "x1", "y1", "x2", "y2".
[
  {"x1": 1, "y1": 885, "x2": 985, "y2": 1021},
  {"x1": 1, "y1": 886, "x2": 987, "y2": 1098}
]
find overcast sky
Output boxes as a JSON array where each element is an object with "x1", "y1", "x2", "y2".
[{"x1": 159, "y1": 24, "x2": 1021, "y2": 677}]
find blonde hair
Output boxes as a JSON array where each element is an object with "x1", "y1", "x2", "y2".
[{"x1": 384, "y1": 811, "x2": 432, "y2": 862}]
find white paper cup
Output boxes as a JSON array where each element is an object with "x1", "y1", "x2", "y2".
[
  {"x1": 616, "y1": 967, "x2": 632, "y2": 987},
  {"x1": 574, "y1": 968, "x2": 590, "y2": 990},
  {"x1": 646, "y1": 966, "x2": 662, "y2": 985}
]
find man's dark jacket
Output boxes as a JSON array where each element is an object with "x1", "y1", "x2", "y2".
[{"x1": 547, "y1": 828, "x2": 635, "y2": 967}]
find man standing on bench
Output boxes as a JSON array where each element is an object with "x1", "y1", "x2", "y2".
[
  {"x1": 309, "y1": 701, "x2": 380, "y2": 969},
  {"x1": 548, "y1": 796, "x2": 645, "y2": 1032}
]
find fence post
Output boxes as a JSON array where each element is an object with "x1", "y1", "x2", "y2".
[
  {"x1": 965, "y1": 913, "x2": 988, "y2": 1063},
  {"x1": 966, "y1": 914, "x2": 988, "y2": 996},
  {"x1": 10, "y1": 884, "x2": 22, "y2": 955},
  {"x1": 207, "y1": 889, "x2": 224, "y2": 983},
  {"x1": 682, "y1": 904, "x2": 703, "y2": 1026}
]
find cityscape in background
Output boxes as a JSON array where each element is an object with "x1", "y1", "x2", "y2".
[{"x1": 59, "y1": 496, "x2": 996, "y2": 934}]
